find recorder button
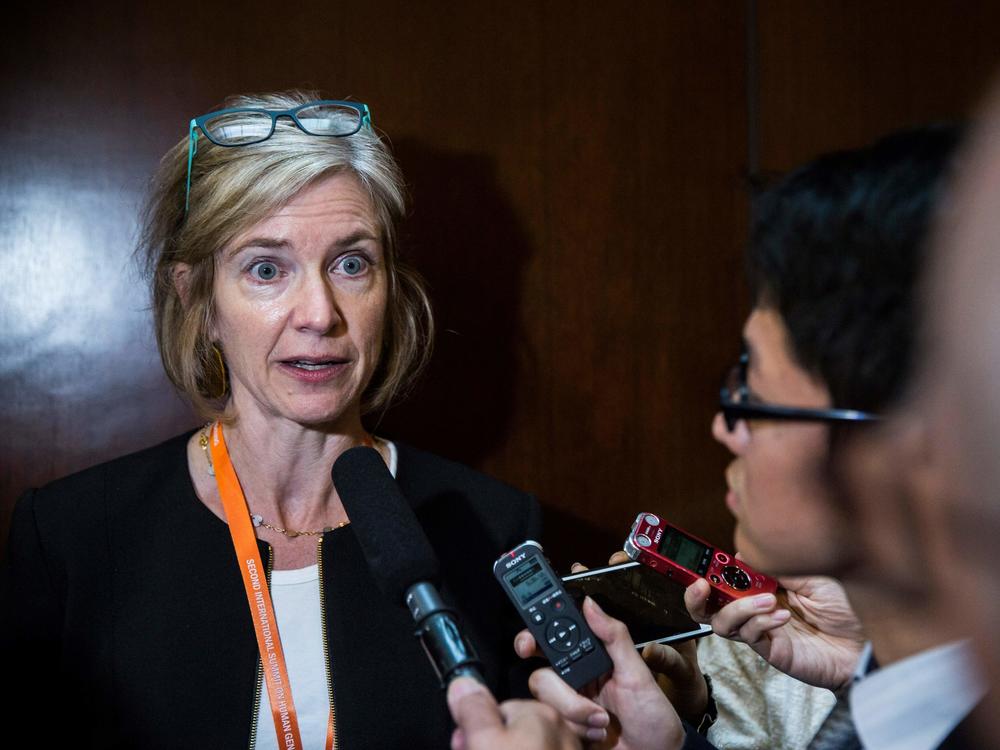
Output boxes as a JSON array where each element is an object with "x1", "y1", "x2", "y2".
[
  {"x1": 545, "y1": 619, "x2": 580, "y2": 651},
  {"x1": 569, "y1": 647, "x2": 584, "y2": 662},
  {"x1": 531, "y1": 610, "x2": 545, "y2": 624},
  {"x1": 554, "y1": 656, "x2": 571, "y2": 670},
  {"x1": 710, "y1": 574, "x2": 721, "y2": 584},
  {"x1": 715, "y1": 552, "x2": 730, "y2": 564},
  {"x1": 722, "y1": 565, "x2": 751, "y2": 591},
  {"x1": 551, "y1": 598, "x2": 565, "y2": 613},
  {"x1": 580, "y1": 637, "x2": 595, "y2": 653}
]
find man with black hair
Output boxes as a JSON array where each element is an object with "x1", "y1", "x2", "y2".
[
  {"x1": 514, "y1": 125, "x2": 984, "y2": 750},
  {"x1": 686, "y1": 124, "x2": 986, "y2": 750},
  {"x1": 707, "y1": 126, "x2": 952, "y2": 578}
]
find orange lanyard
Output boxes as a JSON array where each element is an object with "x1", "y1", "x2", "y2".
[{"x1": 209, "y1": 422, "x2": 335, "y2": 750}]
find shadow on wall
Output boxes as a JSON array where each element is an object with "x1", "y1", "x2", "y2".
[
  {"x1": 541, "y1": 507, "x2": 625, "y2": 572},
  {"x1": 375, "y1": 140, "x2": 535, "y2": 469}
]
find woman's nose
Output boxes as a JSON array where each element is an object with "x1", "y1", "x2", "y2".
[
  {"x1": 293, "y1": 274, "x2": 342, "y2": 333},
  {"x1": 712, "y1": 411, "x2": 749, "y2": 454}
]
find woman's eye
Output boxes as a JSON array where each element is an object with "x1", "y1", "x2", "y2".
[
  {"x1": 249, "y1": 261, "x2": 279, "y2": 281},
  {"x1": 337, "y1": 255, "x2": 369, "y2": 276}
]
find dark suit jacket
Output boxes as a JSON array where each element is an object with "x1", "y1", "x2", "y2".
[
  {"x1": 3, "y1": 431, "x2": 541, "y2": 749},
  {"x1": 937, "y1": 701, "x2": 986, "y2": 750}
]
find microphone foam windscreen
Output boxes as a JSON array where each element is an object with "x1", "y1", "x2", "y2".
[{"x1": 332, "y1": 446, "x2": 440, "y2": 603}]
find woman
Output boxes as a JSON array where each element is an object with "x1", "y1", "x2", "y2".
[{"x1": 4, "y1": 91, "x2": 540, "y2": 749}]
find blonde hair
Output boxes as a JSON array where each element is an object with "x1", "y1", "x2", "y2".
[{"x1": 139, "y1": 90, "x2": 433, "y2": 420}]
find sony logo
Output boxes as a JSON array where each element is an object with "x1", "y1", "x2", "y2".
[
  {"x1": 505, "y1": 552, "x2": 528, "y2": 569},
  {"x1": 654, "y1": 528, "x2": 663, "y2": 544}
]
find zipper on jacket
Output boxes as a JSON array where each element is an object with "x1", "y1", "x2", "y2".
[
  {"x1": 247, "y1": 544, "x2": 273, "y2": 749},
  {"x1": 317, "y1": 535, "x2": 339, "y2": 750}
]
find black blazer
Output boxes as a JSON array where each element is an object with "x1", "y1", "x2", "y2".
[{"x1": 3, "y1": 431, "x2": 542, "y2": 749}]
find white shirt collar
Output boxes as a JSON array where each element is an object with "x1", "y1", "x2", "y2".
[{"x1": 850, "y1": 639, "x2": 985, "y2": 750}]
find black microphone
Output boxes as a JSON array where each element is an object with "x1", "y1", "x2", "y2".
[{"x1": 332, "y1": 446, "x2": 486, "y2": 687}]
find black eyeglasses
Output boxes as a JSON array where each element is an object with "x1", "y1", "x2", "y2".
[{"x1": 720, "y1": 349, "x2": 879, "y2": 432}]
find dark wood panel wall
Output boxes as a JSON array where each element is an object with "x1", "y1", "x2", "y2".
[
  {"x1": 2, "y1": 1, "x2": 998, "y2": 568},
  {"x1": 756, "y1": 1, "x2": 1000, "y2": 172}
]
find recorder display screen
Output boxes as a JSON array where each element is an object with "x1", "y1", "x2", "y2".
[
  {"x1": 658, "y1": 527, "x2": 711, "y2": 572},
  {"x1": 505, "y1": 558, "x2": 555, "y2": 605}
]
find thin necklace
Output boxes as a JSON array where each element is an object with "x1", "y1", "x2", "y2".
[{"x1": 197, "y1": 425, "x2": 374, "y2": 539}]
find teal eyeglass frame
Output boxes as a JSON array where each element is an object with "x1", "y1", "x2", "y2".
[{"x1": 184, "y1": 99, "x2": 372, "y2": 213}]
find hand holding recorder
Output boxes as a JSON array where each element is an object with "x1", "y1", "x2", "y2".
[
  {"x1": 686, "y1": 573, "x2": 866, "y2": 691},
  {"x1": 620, "y1": 512, "x2": 863, "y2": 690},
  {"x1": 517, "y1": 558, "x2": 711, "y2": 729},
  {"x1": 523, "y1": 596, "x2": 687, "y2": 750}
]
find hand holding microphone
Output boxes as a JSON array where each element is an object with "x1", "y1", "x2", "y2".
[{"x1": 447, "y1": 677, "x2": 581, "y2": 750}]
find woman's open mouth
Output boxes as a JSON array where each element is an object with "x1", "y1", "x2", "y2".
[
  {"x1": 278, "y1": 358, "x2": 350, "y2": 382},
  {"x1": 288, "y1": 359, "x2": 340, "y2": 370}
]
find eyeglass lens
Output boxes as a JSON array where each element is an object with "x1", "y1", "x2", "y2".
[
  {"x1": 720, "y1": 355, "x2": 750, "y2": 432},
  {"x1": 723, "y1": 364, "x2": 744, "y2": 404},
  {"x1": 721, "y1": 367, "x2": 737, "y2": 431},
  {"x1": 202, "y1": 111, "x2": 275, "y2": 145},
  {"x1": 294, "y1": 103, "x2": 364, "y2": 136}
]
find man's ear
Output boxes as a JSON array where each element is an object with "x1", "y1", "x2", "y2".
[{"x1": 172, "y1": 263, "x2": 193, "y2": 308}]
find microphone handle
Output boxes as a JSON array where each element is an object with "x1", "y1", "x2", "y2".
[{"x1": 406, "y1": 582, "x2": 486, "y2": 687}]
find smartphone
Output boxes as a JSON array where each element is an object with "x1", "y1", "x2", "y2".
[
  {"x1": 624, "y1": 512, "x2": 778, "y2": 610},
  {"x1": 562, "y1": 561, "x2": 712, "y2": 648}
]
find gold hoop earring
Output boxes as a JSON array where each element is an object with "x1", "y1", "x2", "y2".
[{"x1": 209, "y1": 344, "x2": 228, "y2": 399}]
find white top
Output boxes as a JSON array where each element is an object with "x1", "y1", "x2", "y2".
[
  {"x1": 851, "y1": 639, "x2": 985, "y2": 750},
  {"x1": 253, "y1": 564, "x2": 328, "y2": 749},
  {"x1": 253, "y1": 440, "x2": 398, "y2": 750},
  {"x1": 700, "y1": 634, "x2": 837, "y2": 750}
]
